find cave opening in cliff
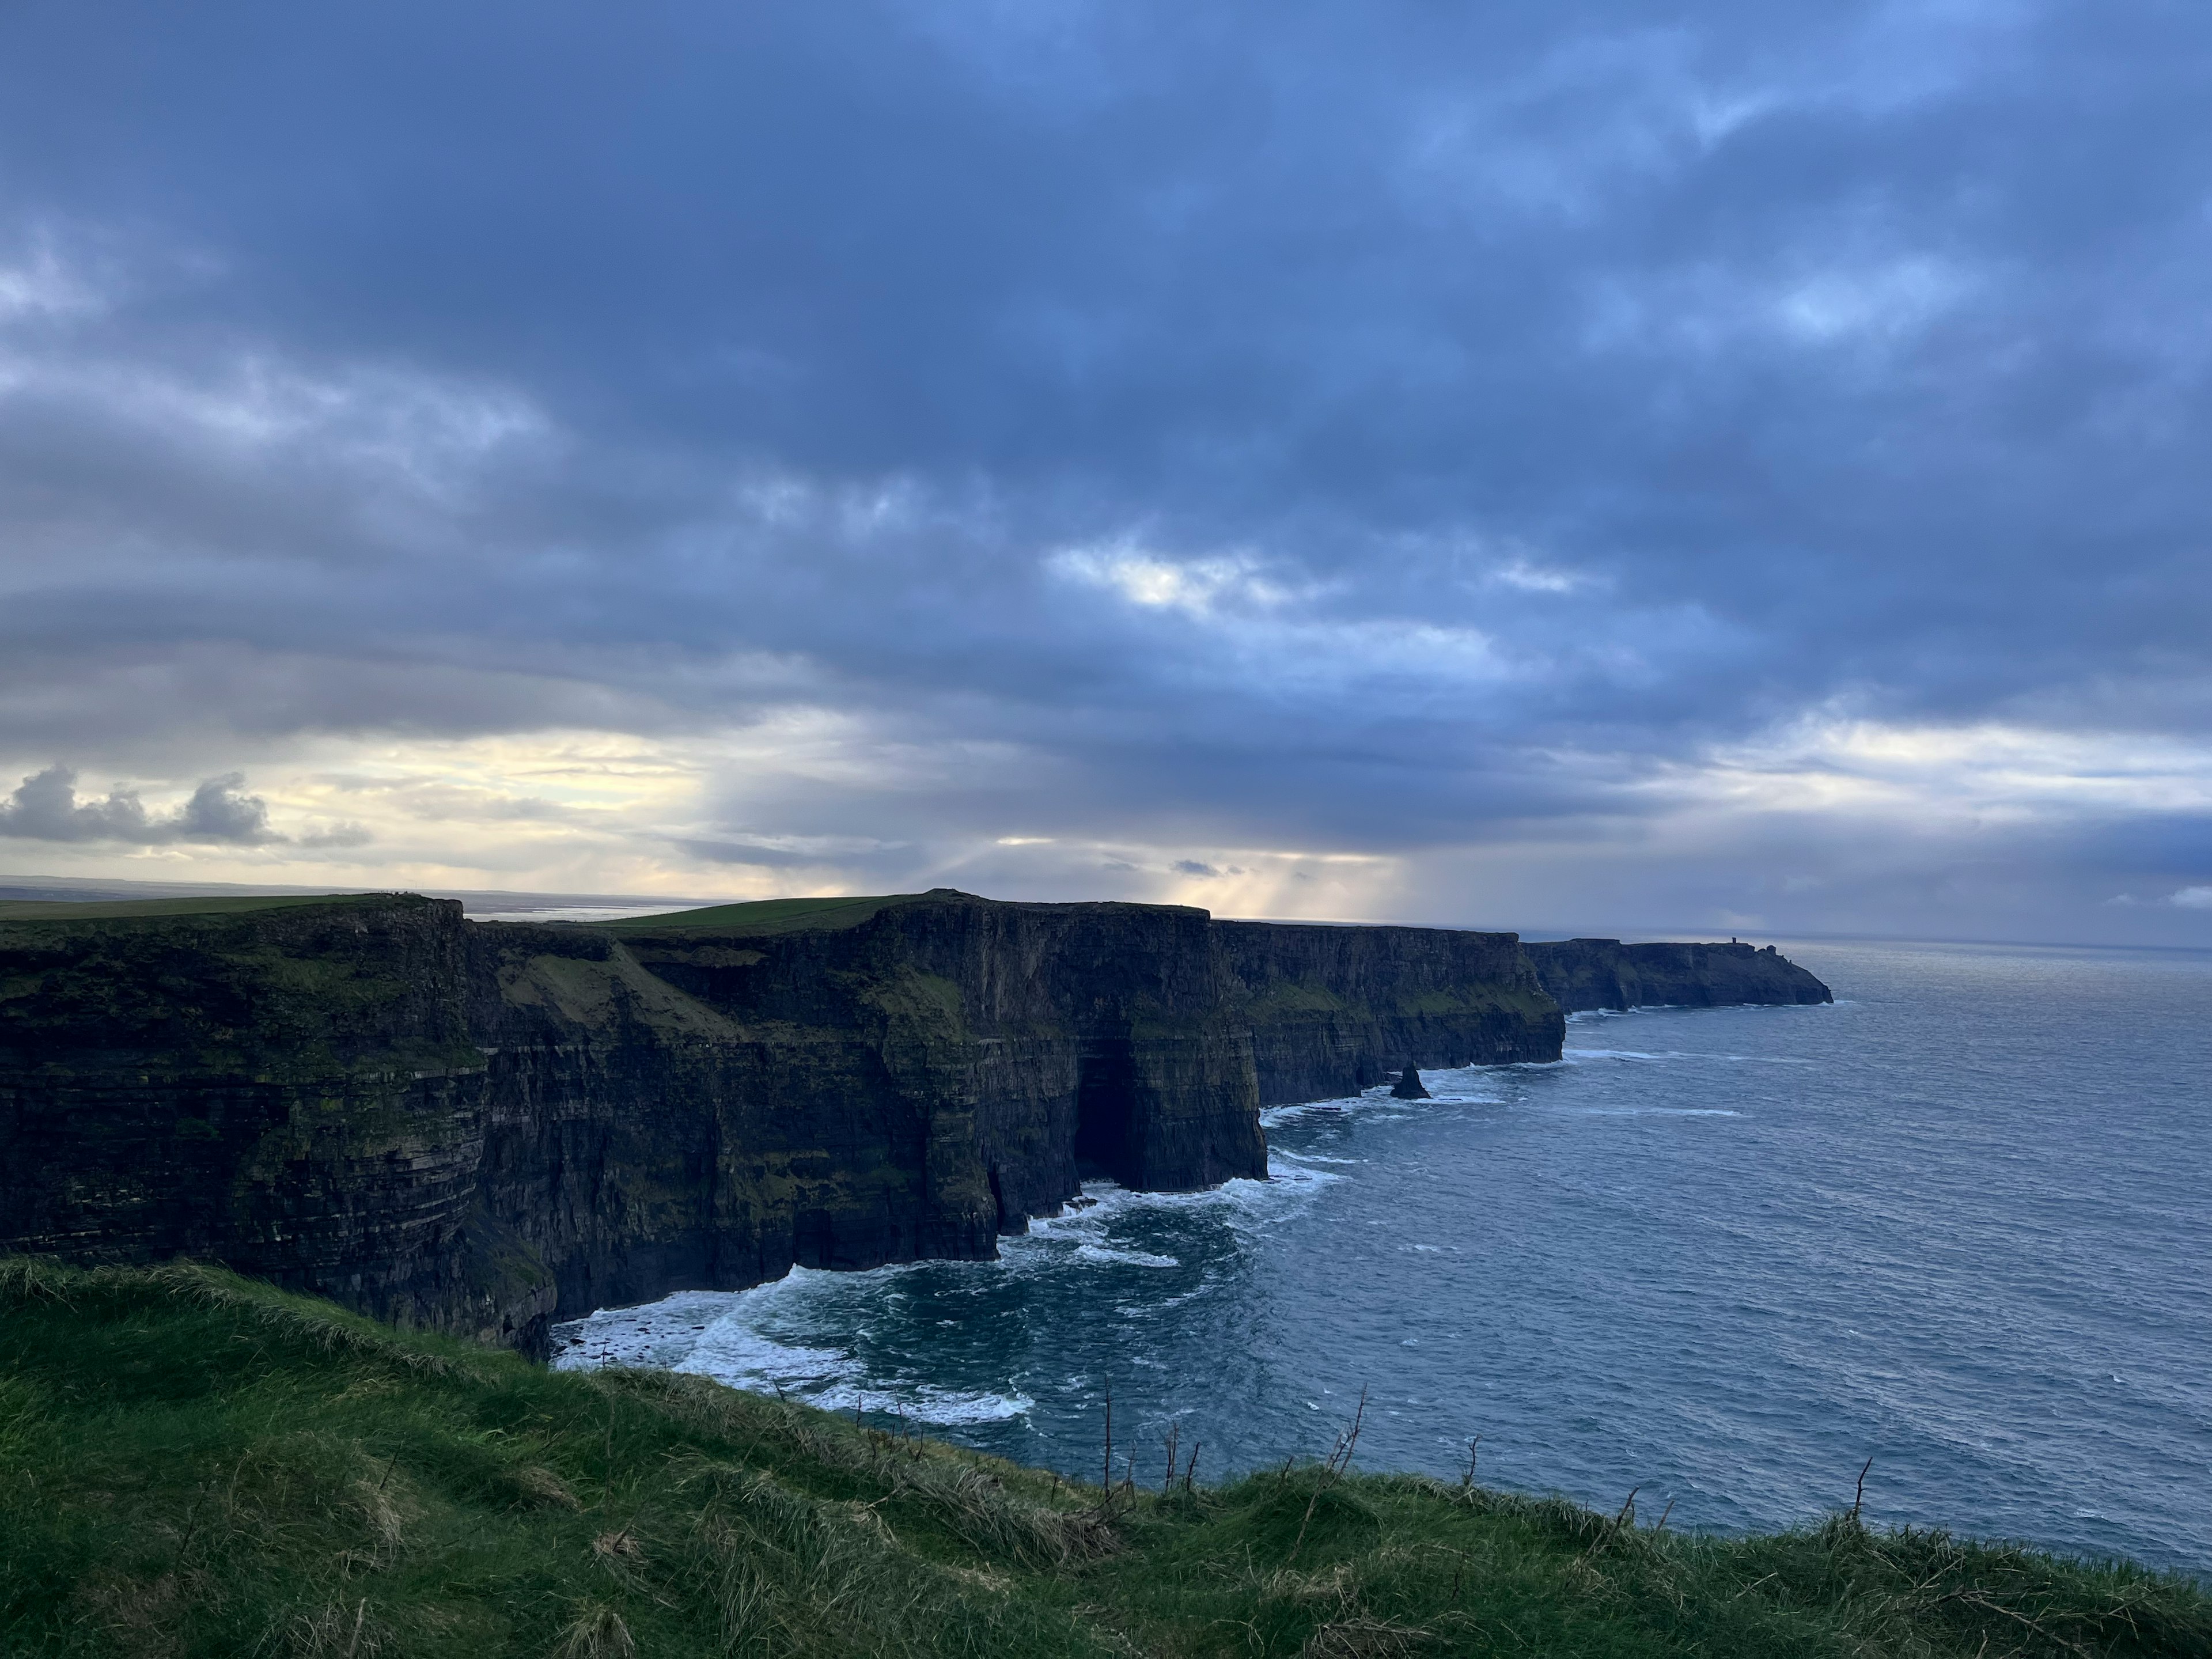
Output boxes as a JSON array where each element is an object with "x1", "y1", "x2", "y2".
[{"x1": 1074, "y1": 1044, "x2": 1139, "y2": 1186}]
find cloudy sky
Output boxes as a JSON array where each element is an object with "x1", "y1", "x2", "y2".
[{"x1": 1, "y1": 2, "x2": 2209, "y2": 942}]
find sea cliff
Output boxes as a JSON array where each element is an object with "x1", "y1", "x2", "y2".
[
  {"x1": 1524, "y1": 937, "x2": 1833, "y2": 1013},
  {"x1": 0, "y1": 889, "x2": 1560, "y2": 1352}
]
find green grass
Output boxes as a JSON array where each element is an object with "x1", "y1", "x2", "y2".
[
  {"x1": 2, "y1": 1260, "x2": 2203, "y2": 1657},
  {"x1": 0, "y1": 894, "x2": 396, "y2": 925},
  {"x1": 600, "y1": 893, "x2": 925, "y2": 935}
]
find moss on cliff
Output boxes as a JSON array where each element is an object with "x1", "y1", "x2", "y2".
[
  {"x1": 0, "y1": 892, "x2": 479, "y2": 1075},
  {"x1": 3, "y1": 1259, "x2": 2203, "y2": 1658},
  {"x1": 1241, "y1": 979, "x2": 1351, "y2": 1016},
  {"x1": 492, "y1": 942, "x2": 738, "y2": 1038}
]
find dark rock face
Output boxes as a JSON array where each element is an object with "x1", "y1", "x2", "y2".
[
  {"x1": 0, "y1": 896, "x2": 522, "y2": 1340},
  {"x1": 1213, "y1": 920, "x2": 1561, "y2": 1103},
  {"x1": 0, "y1": 890, "x2": 1563, "y2": 1350},
  {"x1": 1391, "y1": 1067, "x2": 1430, "y2": 1100},
  {"x1": 1522, "y1": 938, "x2": 1832, "y2": 1014}
]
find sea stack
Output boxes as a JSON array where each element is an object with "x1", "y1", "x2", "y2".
[{"x1": 1392, "y1": 1066, "x2": 1430, "y2": 1100}]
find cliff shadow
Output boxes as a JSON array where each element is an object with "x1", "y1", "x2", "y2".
[{"x1": 1074, "y1": 1040, "x2": 1139, "y2": 1187}]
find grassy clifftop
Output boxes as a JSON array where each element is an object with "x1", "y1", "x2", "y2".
[
  {"x1": 2, "y1": 1260, "x2": 2202, "y2": 1658},
  {"x1": 0, "y1": 895, "x2": 392, "y2": 925},
  {"x1": 600, "y1": 893, "x2": 923, "y2": 935}
]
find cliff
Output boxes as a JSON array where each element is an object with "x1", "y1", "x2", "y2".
[
  {"x1": 0, "y1": 889, "x2": 1558, "y2": 1352},
  {"x1": 1215, "y1": 919, "x2": 1558, "y2": 1101},
  {"x1": 1524, "y1": 937, "x2": 1832, "y2": 1013}
]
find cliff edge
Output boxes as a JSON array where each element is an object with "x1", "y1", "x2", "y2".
[{"x1": 0, "y1": 889, "x2": 1558, "y2": 1351}]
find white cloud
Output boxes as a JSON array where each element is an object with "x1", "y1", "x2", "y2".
[
  {"x1": 1048, "y1": 541, "x2": 1294, "y2": 616},
  {"x1": 1584, "y1": 252, "x2": 1978, "y2": 358},
  {"x1": 0, "y1": 765, "x2": 280, "y2": 846},
  {"x1": 1048, "y1": 540, "x2": 1510, "y2": 687},
  {"x1": 1664, "y1": 715, "x2": 2212, "y2": 823},
  {"x1": 1773, "y1": 256, "x2": 1974, "y2": 345},
  {"x1": 1490, "y1": 556, "x2": 1594, "y2": 594},
  {"x1": 0, "y1": 241, "x2": 98, "y2": 324}
]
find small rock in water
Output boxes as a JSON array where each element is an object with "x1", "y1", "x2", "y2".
[{"x1": 1392, "y1": 1066, "x2": 1431, "y2": 1100}]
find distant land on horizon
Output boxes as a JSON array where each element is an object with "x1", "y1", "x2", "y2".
[
  {"x1": 0, "y1": 871, "x2": 706, "y2": 924},
  {"x1": 5, "y1": 870, "x2": 2202, "y2": 955}
]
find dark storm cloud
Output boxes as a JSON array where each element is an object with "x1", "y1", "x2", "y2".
[{"x1": 0, "y1": 0, "x2": 2208, "y2": 923}]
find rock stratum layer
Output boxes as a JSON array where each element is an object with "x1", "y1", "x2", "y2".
[
  {"x1": 1524, "y1": 938, "x2": 1834, "y2": 1013},
  {"x1": 0, "y1": 889, "x2": 1565, "y2": 1353}
]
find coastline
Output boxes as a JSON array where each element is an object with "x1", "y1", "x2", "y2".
[{"x1": 2, "y1": 889, "x2": 1824, "y2": 1351}]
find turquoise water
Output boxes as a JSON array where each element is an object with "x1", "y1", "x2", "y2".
[{"x1": 553, "y1": 940, "x2": 2212, "y2": 1573}]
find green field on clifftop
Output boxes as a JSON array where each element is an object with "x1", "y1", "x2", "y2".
[
  {"x1": 601, "y1": 893, "x2": 918, "y2": 935},
  {"x1": 1, "y1": 1260, "x2": 2203, "y2": 1658},
  {"x1": 0, "y1": 893, "x2": 393, "y2": 925}
]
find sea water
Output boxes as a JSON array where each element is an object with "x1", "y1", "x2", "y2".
[{"x1": 551, "y1": 939, "x2": 2212, "y2": 1573}]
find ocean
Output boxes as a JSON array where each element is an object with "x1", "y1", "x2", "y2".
[{"x1": 551, "y1": 938, "x2": 2212, "y2": 1574}]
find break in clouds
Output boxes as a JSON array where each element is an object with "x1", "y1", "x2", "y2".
[{"x1": 1, "y1": 2, "x2": 2210, "y2": 942}]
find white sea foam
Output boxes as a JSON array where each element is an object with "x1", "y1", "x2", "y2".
[
  {"x1": 1153, "y1": 1289, "x2": 1207, "y2": 1312},
  {"x1": 551, "y1": 1289, "x2": 858, "y2": 1392},
  {"x1": 1261, "y1": 1079, "x2": 1501, "y2": 1127},
  {"x1": 1565, "y1": 1047, "x2": 1812, "y2": 1066},
  {"x1": 809, "y1": 1381, "x2": 1035, "y2": 1425},
  {"x1": 1074, "y1": 1243, "x2": 1180, "y2": 1268},
  {"x1": 1021, "y1": 1166, "x2": 1335, "y2": 1245},
  {"x1": 680, "y1": 1320, "x2": 859, "y2": 1392},
  {"x1": 1260, "y1": 1096, "x2": 1368, "y2": 1127},
  {"x1": 1541, "y1": 1105, "x2": 1743, "y2": 1118},
  {"x1": 552, "y1": 1270, "x2": 1036, "y2": 1426}
]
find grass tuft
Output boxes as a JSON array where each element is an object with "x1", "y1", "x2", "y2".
[{"x1": 550, "y1": 1603, "x2": 635, "y2": 1659}]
